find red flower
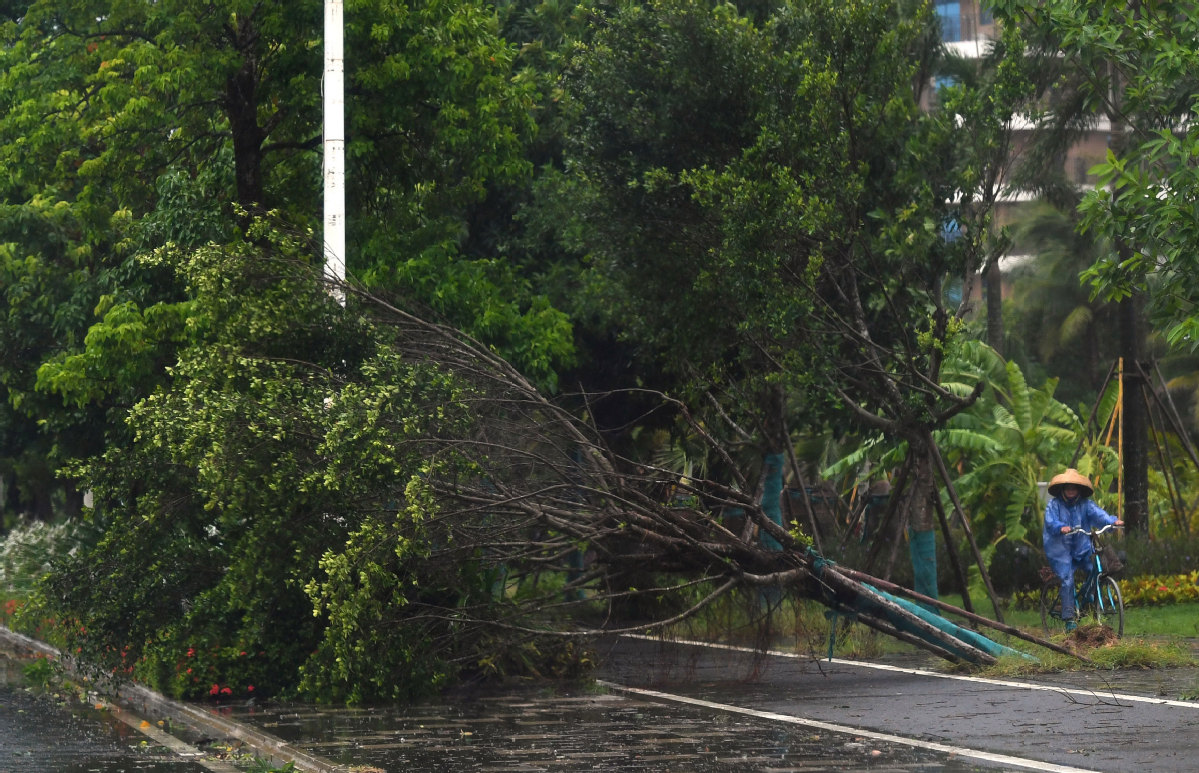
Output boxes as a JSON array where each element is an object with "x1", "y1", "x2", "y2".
[
  {"x1": 209, "y1": 684, "x2": 220, "y2": 695},
  {"x1": 247, "y1": 685, "x2": 255, "y2": 692},
  {"x1": 220, "y1": 687, "x2": 232, "y2": 695}
]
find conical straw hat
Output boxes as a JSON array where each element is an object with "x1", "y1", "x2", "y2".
[{"x1": 1047, "y1": 468, "x2": 1093, "y2": 497}]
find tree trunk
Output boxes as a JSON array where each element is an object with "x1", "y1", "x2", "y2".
[
  {"x1": 1119, "y1": 289, "x2": 1150, "y2": 534},
  {"x1": 760, "y1": 452, "x2": 785, "y2": 551},
  {"x1": 984, "y1": 257, "x2": 1004, "y2": 357},
  {"x1": 905, "y1": 450, "x2": 939, "y2": 603},
  {"x1": 226, "y1": 19, "x2": 265, "y2": 208},
  {"x1": 759, "y1": 383, "x2": 788, "y2": 552},
  {"x1": 1106, "y1": 44, "x2": 1150, "y2": 535}
]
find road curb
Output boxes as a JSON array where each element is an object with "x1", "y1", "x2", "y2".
[{"x1": 0, "y1": 625, "x2": 348, "y2": 772}]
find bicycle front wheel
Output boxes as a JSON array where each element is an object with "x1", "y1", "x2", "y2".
[
  {"x1": 1039, "y1": 581, "x2": 1065, "y2": 635},
  {"x1": 1091, "y1": 574, "x2": 1125, "y2": 636}
]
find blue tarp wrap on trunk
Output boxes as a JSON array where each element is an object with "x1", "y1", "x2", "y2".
[
  {"x1": 908, "y1": 528, "x2": 938, "y2": 607},
  {"x1": 811, "y1": 551, "x2": 1032, "y2": 663},
  {"x1": 760, "y1": 452, "x2": 785, "y2": 551},
  {"x1": 862, "y1": 583, "x2": 1029, "y2": 661}
]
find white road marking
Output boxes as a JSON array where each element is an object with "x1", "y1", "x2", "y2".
[
  {"x1": 626, "y1": 634, "x2": 1199, "y2": 709},
  {"x1": 600, "y1": 680, "x2": 1103, "y2": 773}
]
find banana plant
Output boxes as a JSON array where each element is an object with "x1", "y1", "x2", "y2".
[
  {"x1": 937, "y1": 340, "x2": 1118, "y2": 548},
  {"x1": 823, "y1": 339, "x2": 1118, "y2": 550}
]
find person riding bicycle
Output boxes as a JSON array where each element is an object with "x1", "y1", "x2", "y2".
[{"x1": 1043, "y1": 468, "x2": 1123, "y2": 632}]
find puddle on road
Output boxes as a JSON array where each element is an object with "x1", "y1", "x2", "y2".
[{"x1": 218, "y1": 687, "x2": 994, "y2": 772}]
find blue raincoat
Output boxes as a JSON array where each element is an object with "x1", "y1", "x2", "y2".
[{"x1": 1042, "y1": 494, "x2": 1118, "y2": 619}]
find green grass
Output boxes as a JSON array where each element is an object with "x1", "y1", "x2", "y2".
[
  {"x1": 961, "y1": 636, "x2": 1195, "y2": 678},
  {"x1": 662, "y1": 592, "x2": 895, "y2": 660},
  {"x1": 927, "y1": 591, "x2": 1199, "y2": 678},
  {"x1": 662, "y1": 584, "x2": 1199, "y2": 669},
  {"x1": 940, "y1": 591, "x2": 1199, "y2": 640},
  {"x1": 1121, "y1": 602, "x2": 1199, "y2": 638}
]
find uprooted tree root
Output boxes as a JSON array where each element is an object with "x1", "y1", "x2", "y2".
[{"x1": 1065, "y1": 623, "x2": 1121, "y2": 653}]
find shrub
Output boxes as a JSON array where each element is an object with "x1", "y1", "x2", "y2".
[
  {"x1": 1117, "y1": 531, "x2": 1199, "y2": 578},
  {"x1": 1118, "y1": 573, "x2": 1199, "y2": 606},
  {"x1": 1, "y1": 518, "x2": 96, "y2": 639}
]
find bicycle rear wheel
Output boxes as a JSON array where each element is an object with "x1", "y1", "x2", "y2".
[
  {"x1": 1039, "y1": 581, "x2": 1065, "y2": 635},
  {"x1": 1090, "y1": 574, "x2": 1125, "y2": 636}
]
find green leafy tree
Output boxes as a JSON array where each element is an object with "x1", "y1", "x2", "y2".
[
  {"x1": 1004, "y1": 202, "x2": 1123, "y2": 406},
  {"x1": 2, "y1": 0, "x2": 576, "y2": 699},
  {"x1": 827, "y1": 340, "x2": 1119, "y2": 592},
  {"x1": 32, "y1": 222, "x2": 547, "y2": 702},
  {"x1": 33, "y1": 226, "x2": 362, "y2": 697},
  {"x1": 540, "y1": 0, "x2": 1024, "y2": 601},
  {"x1": 934, "y1": 25, "x2": 1045, "y2": 358},
  {"x1": 988, "y1": 0, "x2": 1199, "y2": 534},
  {"x1": 0, "y1": 0, "x2": 570, "y2": 521}
]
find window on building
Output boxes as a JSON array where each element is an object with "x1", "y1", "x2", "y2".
[
  {"x1": 936, "y1": 2, "x2": 962, "y2": 42},
  {"x1": 935, "y1": 75, "x2": 959, "y2": 93}
]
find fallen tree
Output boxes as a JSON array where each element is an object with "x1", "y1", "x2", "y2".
[
  {"x1": 336, "y1": 279, "x2": 1075, "y2": 672},
  {"x1": 30, "y1": 244, "x2": 1072, "y2": 706}
]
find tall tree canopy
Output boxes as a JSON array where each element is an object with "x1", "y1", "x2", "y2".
[
  {"x1": 989, "y1": 0, "x2": 1199, "y2": 533},
  {"x1": 989, "y1": 0, "x2": 1199, "y2": 343},
  {"x1": 3, "y1": 0, "x2": 1108, "y2": 702},
  {"x1": 0, "y1": 0, "x2": 571, "y2": 518},
  {"x1": 549, "y1": 0, "x2": 988, "y2": 441},
  {"x1": 538, "y1": 0, "x2": 1014, "y2": 603}
]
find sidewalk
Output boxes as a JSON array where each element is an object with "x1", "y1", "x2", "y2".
[{"x1": 1, "y1": 644, "x2": 216, "y2": 773}]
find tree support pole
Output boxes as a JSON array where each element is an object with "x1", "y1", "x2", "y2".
[
  {"x1": 782, "y1": 424, "x2": 824, "y2": 554},
  {"x1": 1152, "y1": 360, "x2": 1199, "y2": 475},
  {"x1": 863, "y1": 458, "x2": 913, "y2": 577},
  {"x1": 926, "y1": 433, "x2": 1004, "y2": 622},
  {"x1": 1072, "y1": 360, "x2": 1119, "y2": 466},
  {"x1": 932, "y1": 493, "x2": 974, "y2": 616},
  {"x1": 829, "y1": 606, "x2": 964, "y2": 664}
]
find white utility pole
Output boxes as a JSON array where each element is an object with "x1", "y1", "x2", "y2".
[{"x1": 324, "y1": 0, "x2": 346, "y2": 304}]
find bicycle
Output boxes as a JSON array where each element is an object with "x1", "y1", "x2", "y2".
[{"x1": 1039, "y1": 523, "x2": 1124, "y2": 636}]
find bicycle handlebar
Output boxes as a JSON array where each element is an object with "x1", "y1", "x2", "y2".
[{"x1": 1065, "y1": 523, "x2": 1122, "y2": 536}]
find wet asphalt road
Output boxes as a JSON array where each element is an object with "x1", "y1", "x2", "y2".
[
  {"x1": 4, "y1": 624, "x2": 1199, "y2": 772},
  {"x1": 594, "y1": 635, "x2": 1199, "y2": 773},
  {"x1": 0, "y1": 683, "x2": 210, "y2": 773},
  {"x1": 0, "y1": 641, "x2": 213, "y2": 773}
]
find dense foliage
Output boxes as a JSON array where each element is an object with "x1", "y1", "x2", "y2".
[
  {"x1": 32, "y1": 221, "x2": 588, "y2": 702},
  {"x1": 991, "y1": 0, "x2": 1199, "y2": 352},
  {"x1": 550, "y1": 0, "x2": 970, "y2": 432},
  {"x1": 3, "y1": 0, "x2": 1199, "y2": 702}
]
